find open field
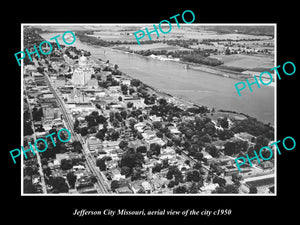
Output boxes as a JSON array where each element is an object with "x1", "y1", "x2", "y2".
[
  {"x1": 116, "y1": 43, "x2": 191, "y2": 51},
  {"x1": 35, "y1": 24, "x2": 274, "y2": 43},
  {"x1": 214, "y1": 54, "x2": 274, "y2": 71}
]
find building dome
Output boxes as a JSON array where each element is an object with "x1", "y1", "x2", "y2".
[{"x1": 78, "y1": 55, "x2": 88, "y2": 67}]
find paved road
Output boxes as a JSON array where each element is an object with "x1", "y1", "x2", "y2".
[
  {"x1": 23, "y1": 81, "x2": 47, "y2": 194},
  {"x1": 44, "y1": 72, "x2": 110, "y2": 194}
]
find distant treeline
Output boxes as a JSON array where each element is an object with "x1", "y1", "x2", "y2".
[
  {"x1": 132, "y1": 48, "x2": 223, "y2": 67},
  {"x1": 76, "y1": 31, "x2": 111, "y2": 47},
  {"x1": 181, "y1": 54, "x2": 223, "y2": 66},
  {"x1": 76, "y1": 31, "x2": 161, "y2": 46},
  {"x1": 205, "y1": 26, "x2": 274, "y2": 36}
]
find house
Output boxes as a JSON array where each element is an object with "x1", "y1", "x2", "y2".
[
  {"x1": 106, "y1": 160, "x2": 118, "y2": 170},
  {"x1": 169, "y1": 127, "x2": 181, "y2": 134},
  {"x1": 141, "y1": 181, "x2": 152, "y2": 193},
  {"x1": 202, "y1": 151, "x2": 213, "y2": 160},
  {"x1": 76, "y1": 175, "x2": 94, "y2": 190},
  {"x1": 149, "y1": 115, "x2": 162, "y2": 122},
  {"x1": 42, "y1": 107, "x2": 61, "y2": 120},
  {"x1": 151, "y1": 177, "x2": 167, "y2": 190},
  {"x1": 134, "y1": 122, "x2": 146, "y2": 132},
  {"x1": 130, "y1": 181, "x2": 143, "y2": 193},
  {"x1": 94, "y1": 71, "x2": 111, "y2": 81},
  {"x1": 112, "y1": 174, "x2": 126, "y2": 181},
  {"x1": 121, "y1": 79, "x2": 131, "y2": 86},
  {"x1": 123, "y1": 96, "x2": 144, "y2": 108},
  {"x1": 87, "y1": 136, "x2": 102, "y2": 153},
  {"x1": 141, "y1": 130, "x2": 156, "y2": 140},
  {"x1": 145, "y1": 137, "x2": 165, "y2": 148},
  {"x1": 108, "y1": 86, "x2": 121, "y2": 93},
  {"x1": 85, "y1": 78, "x2": 98, "y2": 89},
  {"x1": 115, "y1": 186, "x2": 133, "y2": 194},
  {"x1": 200, "y1": 183, "x2": 219, "y2": 194}
]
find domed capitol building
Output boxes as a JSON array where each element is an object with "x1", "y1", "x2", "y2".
[{"x1": 72, "y1": 54, "x2": 94, "y2": 86}]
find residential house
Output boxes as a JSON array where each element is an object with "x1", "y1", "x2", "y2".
[{"x1": 141, "y1": 181, "x2": 152, "y2": 193}]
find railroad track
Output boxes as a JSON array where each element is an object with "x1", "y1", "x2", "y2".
[
  {"x1": 44, "y1": 72, "x2": 109, "y2": 194},
  {"x1": 23, "y1": 81, "x2": 47, "y2": 194}
]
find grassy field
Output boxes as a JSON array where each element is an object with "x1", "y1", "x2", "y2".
[
  {"x1": 116, "y1": 42, "x2": 190, "y2": 51},
  {"x1": 214, "y1": 54, "x2": 274, "y2": 71}
]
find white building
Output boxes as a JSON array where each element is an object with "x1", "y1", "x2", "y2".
[{"x1": 72, "y1": 55, "x2": 94, "y2": 86}]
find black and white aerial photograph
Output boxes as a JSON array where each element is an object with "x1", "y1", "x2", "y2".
[
  {"x1": 4, "y1": 3, "x2": 298, "y2": 225},
  {"x1": 21, "y1": 24, "x2": 276, "y2": 195}
]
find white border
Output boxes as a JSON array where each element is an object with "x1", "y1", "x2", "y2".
[{"x1": 21, "y1": 23, "x2": 277, "y2": 196}]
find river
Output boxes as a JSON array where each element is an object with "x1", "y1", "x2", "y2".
[{"x1": 40, "y1": 32, "x2": 275, "y2": 125}]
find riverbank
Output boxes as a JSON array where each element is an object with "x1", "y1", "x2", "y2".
[
  {"x1": 75, "y1": 34, "x2": 245, "y2": 81},
  {"x1": 39, "y1": 31, "x2": 274, "y2": 125},
  {"x1": 111, "y1": 45, "x2": 257, "y2": 81},
  {"x1": 73, "y1": 39, "x2": 274, "y2": 125},
  {"x1": 111, "y1": 46, "x2": 275, "y2": 85},
  {"x1": 91, "y1": 52, "x2": 258, "y2": 126}
]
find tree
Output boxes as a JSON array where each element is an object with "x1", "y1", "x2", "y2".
[
  {"x1": 152, "y1": 164, "x2": 162, "y2": 173},
  {"x1": 168, "y1": 180, "x2": 177, "y2": 188},
  {"x1": 127, "y1": 102, "x2": 133, "y2": 108},
  {"x1": 80, "y1": 127, "x2": 88, "y2": 136},
  {"x1": 224, "y1": 141, "x2": 248, "y2": 156},
  {"x1": 95, "y1": 104, "x2": 101, "y2": 109},
  {"x1": 32, "y1": 107, "x2": 43, "y2": 121},
  {"x1": 110, "y1": 130, "x2": 120, "y2": 141},
  {"x1": 149, "y1": 143, "x2": 161, "y2": 156},
  {"x1": 200, "y1": 134, "x2": 212, "y2": 143},
  {"x1": 74, "y1": 119, "x2": 79, "y2": 129},
  {"x1": 96, "y1": 130, "x2": 105, "y2": 140},
  {"x1": 158, "y1": 98, "x2": 167, "y2": 106},
  {"x1": 66, "y1": 172, "x2": 77, "y2": 189},
  {"x1": 119, "y1": 140, "x2": 129, "y2": 150},
  {"x1": 131, "y1": 79, "x2": 141, "y2": 87},
  {"x1": 166, "y1": 166, "x2": 183, "y2": 181},
  {"x1": 52, "y1": 177, "x2": 69, "y2": 193},
  {"x1": 230, "y1": 117, "x2": 274, "y2": 140},
  {"x1": 152, "y1": 121, "x2": 162, "y2": 130},
  {"x1": 111, "y1": 180, "x2": 119, "y2": 190},
  {"x1": 120, "y1": 110, "x2": 127, "y2": 120},
  {"x1": 24, "y1": 121, "x2": 34, "y2": 136},
  {"x1": 249, "y1": 186, "x2": 258, "y2": 194},
  {"x1": 206, "y1": 144, "x2": 220, "y2": 158},
  {"x1": 193, "y1": 162, "x2": 202, "y2": 170},
  {"x1": 213, "y1": 176, "x2": 226, "y2": 187},
  {"x1": 231, "y1": 173, "x2": 242, "y2": 186},
  {"x1": 173, "y1": 185, "x2": 188, "y2": 194},
  {"x1": 96, "y1": 158, "x2": 106, "y2": 171},
  {"x1": 60, "y1": 159, "x2": 73, "y2": 170},
  {"x1": 224, "y1": 184, "x2": 239, "y2": 193},
  {"x1": 136, "y1": 146, "x2": 147, "y2": 153},
  {"x1": 223, "y1": 142, "x2": 236, "y2": 156},
  {"x1": 24, "y1": 166, "x2": 35, "y2": 177},
  {"x1": 24, "y1": 178, "x2": 37, "y2": 193},
  {"x1": 120, "y1": 152, "x2": 144, "y2": 169},
  {"x1": 95, "y1": 115, "x2": 107, "y2": 124},
  {"x1": 186, "y1": 170, "x2": 202, "y2": 182},
  {"x1": 189, "y1": 182, "x2": 200, "y2": 193},
  {"x1": 72, "y1": 141, "x2": 82, "y2": 152},
  {"x1": 218, "y1": 129, "x2": 234, "y2": 140},
  {"x1": 121, "y1": 84, "x2": 128, "y2": 95},
  {"x1": 204, "y1": 122, "x2": 216, "y2": 136},
  {"x1": 131, "y1": 168, "x2": 142, "y2": 181},
  {"x1": 121, "y1": 166, "x2": 131, "y2": 177},
  {"x1": 218, "y1": 117, "x2": 229, "y2": 129},
  {"x1": 185, "y1": 160, "x2": 190, "y2": 166}
]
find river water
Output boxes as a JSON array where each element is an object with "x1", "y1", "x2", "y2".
[{"x1": 40, "y1": 33, "x2": 275, "y2": 125}]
